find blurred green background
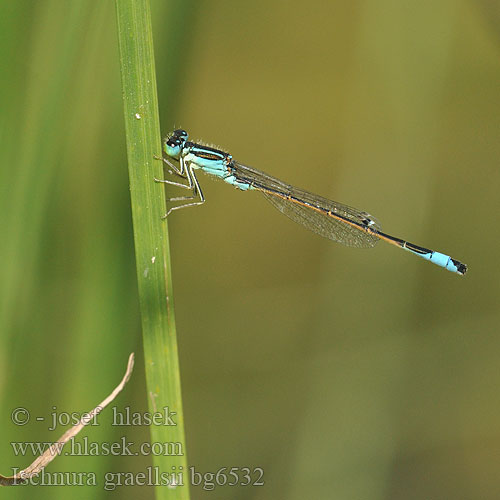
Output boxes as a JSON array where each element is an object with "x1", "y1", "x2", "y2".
[{"x1": 1, "y1": 1, "x2": 499, "y2": 499}]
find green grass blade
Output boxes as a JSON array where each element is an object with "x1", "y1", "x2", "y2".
[{"x1": 115, "y1": 1, "x2": 189, "y2": 498}]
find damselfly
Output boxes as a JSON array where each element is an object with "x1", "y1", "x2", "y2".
[{"x1": 155, "y1": 129, "x2": 467, "y2": 275}]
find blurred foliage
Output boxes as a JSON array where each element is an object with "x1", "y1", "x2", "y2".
[{"x1": 0, "y1": 1, "x2": 499, "y2": 499}]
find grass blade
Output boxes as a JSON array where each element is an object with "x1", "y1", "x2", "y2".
[{"x1": 115, "y1": 1, "x2": 189, "y2": 497}]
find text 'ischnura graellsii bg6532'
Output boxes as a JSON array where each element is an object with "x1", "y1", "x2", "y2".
[{"x1": 155, "y1": 129, "x2": 467, "y2": 275}]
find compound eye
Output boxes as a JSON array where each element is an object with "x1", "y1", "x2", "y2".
[
  {"x1": 167, "y1": 137, "x2": 180, "y2": 147},
  {"x1": 164, "y1": 129, "x2": 188, "y2": 158},
  {"x1": 172, "y1": 129, "x2": 188, "y2": 140},
  {"x1": 164, "y1": 138, "x2": 181, "y2": 159}
]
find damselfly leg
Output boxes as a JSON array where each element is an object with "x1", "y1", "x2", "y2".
[
  {"x1": 155, "y1": 157, "x2": 205, "y2": 217},
  {"x1": 153, "y1": 154, "x2": 186, "y2": 178}
]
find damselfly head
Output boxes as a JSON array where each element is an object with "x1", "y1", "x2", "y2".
[{"x1": 164, "y1": 129, "x2": 188, "y2": 159}]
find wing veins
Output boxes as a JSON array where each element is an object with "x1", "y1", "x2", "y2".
[{"x1": 233, "y1": 161, "x2": 381, "y2": 248}]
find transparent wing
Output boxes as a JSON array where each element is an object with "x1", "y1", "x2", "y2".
[{"x1": 233, "y1": 161, "x2": 382, "y2": 248}]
